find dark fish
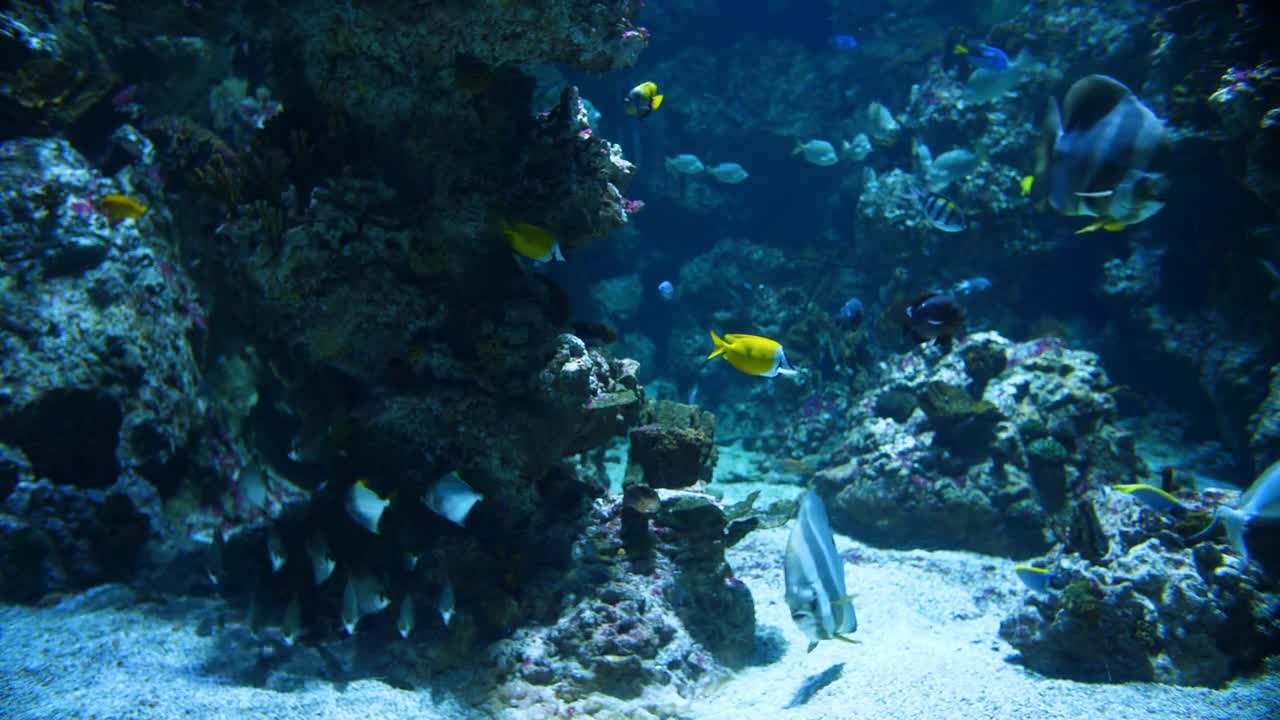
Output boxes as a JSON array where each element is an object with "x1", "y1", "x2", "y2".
[
  {"x1": 837, "y1": 297, "x2": 864, "y2": 328},
  {"x1": 784, "y1": 491, "x2": 857, "y2": 651},
  {"x1": 897, "y1": 292, "x2": 965, "y2": 349},
  {"x1": 784, "y1": 662, "x2": 845, "y2": 708},
  {"x1": 572, "y1": 321, "x2": 618, "y2": 344},
  {"x1": 1037, "y1": 75, "x2": 1171, "y2": 231}
]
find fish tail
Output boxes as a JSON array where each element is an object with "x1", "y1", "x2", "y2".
[
  {"x1": 1219, "y1": 506, "x2": 1251, "y2": 561},
  {"x1": 707, "y1": 331, "x2": 728, "y2": 360}
]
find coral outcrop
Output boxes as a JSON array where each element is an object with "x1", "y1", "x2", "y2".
[
  {"x1": 1000, "y1": 491, "x2": 1280, "y2": 686},
  {"x1": 815, "y1": 332, "x2": 1145, "y2": 557}
]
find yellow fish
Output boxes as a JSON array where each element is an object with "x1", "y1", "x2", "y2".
[
  {"x1": 500, "y1": 221, "x2": 564, "y2": 262},
  {"x1": 98, "y1": 194, "x2": 147, "y2": 225},
  {"x1": 707, "y1": 331, "x2": 797, "y2": 378},
  {"x1": 1019, "y1": 175, "x2": 1035, "y2": 197},
  {"x1": 1074, "y1": 218, "x2": 1129, "y2": 234},
  {"x1": 626, "y1": 81, "x2": 664, "y2": 118}
]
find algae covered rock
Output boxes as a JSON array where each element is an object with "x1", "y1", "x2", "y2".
[
  {"x1": 820, "y1": 332, "x2": 1145, "y2": 557},
  {"x1": 625, "y1": 400, "x2": 717, "y2": 490},
  {"x1": 999, "y1": 539, "x2": 1280, "y2": 686}
]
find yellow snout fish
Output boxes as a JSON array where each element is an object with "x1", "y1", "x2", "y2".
[
  {"x1": 707, "y1": 331, "x2": 798, "y2": 378},
  {"x1": 626, "y1": 81, "x2": 664, "y2": 119},
  {"x1": 501, "y1": 221, "x2": 564, "y2": 262},
  {"x1": 98, "y1": 194, "x2": 148, "y2": 225}
]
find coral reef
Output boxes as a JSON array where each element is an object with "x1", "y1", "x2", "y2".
[
  {"x1": 487, "y1": 414, "x2": 752, "y2": 718},
  {"x1": 0, "y1": 138, "x2": 202, "y2": 599},
  {"x1": 1000, "y1": 491, "x2": 1280, "y2": 687},
  {"x1": 814, "y1": 332, "x2": 1145, "y2": 557}
]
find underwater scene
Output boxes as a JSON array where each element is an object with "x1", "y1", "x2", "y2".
[{"x1": 2, "y1": 1, "x2": 1280, "y2": 718}]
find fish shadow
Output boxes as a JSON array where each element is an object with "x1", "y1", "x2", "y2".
[{"x1": 745, "y1": 624, "x2": 789, "y2": 667}]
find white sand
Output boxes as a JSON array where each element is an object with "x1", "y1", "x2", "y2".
[
  {"x1": 691, "y1": 527, "x2": 1279, "y2": 720},
  {"x1": 1, "y1": 514, "x2": 1275, "y2": 719}
]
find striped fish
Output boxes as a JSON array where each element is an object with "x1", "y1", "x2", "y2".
[
  {"x1": 1038, "y1": 74, "x2": 1170, "y2": 230},
  {"x1": 912, "y1": 185, "x2": 966, "y2": 232},
  {"x1": 784, "y1": 490, "x2": 857, "y2": 651}
]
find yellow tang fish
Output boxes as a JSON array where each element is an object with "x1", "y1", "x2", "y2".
[
  {"x1": 707, "y1": 331, "x2": 798, "y2": 378},
  {"x1": 626, "y1": 81, "x2": 664, "y2": 119},
  {"x1": 501, "y1": 221, "x2": 564, "y2": 262},
  {"x1": 98, "y1": 194, "x2": 148, "y2": 225}
]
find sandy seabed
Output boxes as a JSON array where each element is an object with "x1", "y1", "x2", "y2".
[{"x1": 2, "y1": 522, "x2": 1275, "y2": 720}]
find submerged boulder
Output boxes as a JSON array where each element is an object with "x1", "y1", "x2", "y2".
[{"x1": 817, "y1": 332, "x2": 1147, "y2": 557}]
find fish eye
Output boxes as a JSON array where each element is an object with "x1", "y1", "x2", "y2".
[{"x1": 791, "y1": 610, "x2": 810, "y2": 621}]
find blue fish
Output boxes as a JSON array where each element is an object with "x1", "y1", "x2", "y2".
[
  {"x1": 837, "y1": 297, "x2": 864, "y2": 327},
  {"x1": 956, "y1": 43, "x2": 1010, "y2": 72},
  {"x1": 951, "y1": 276, "x2": 991, "y2": 295},
  {"x1": 657, "y1": 280, "x2": 674, "y2": 301},
  {"x1": 832, "y1": 34, "x2": 858, "y2": 51}
]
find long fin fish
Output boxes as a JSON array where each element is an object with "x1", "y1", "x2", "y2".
[
  {"x1": 785, "y1": 490, "x2": 857, "y2": 651},
  {"x1": 1034, "y1": 74, "x2": 1170, "y2": 230},
  {"x1": 1219, "y1": 460, "x2": 1280, "y2": 563}
]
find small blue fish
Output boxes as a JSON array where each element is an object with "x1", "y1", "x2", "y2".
[
  {"x1": 951, "y1": 276, "x2": 991, "y2": 295},
  {"x1": 1014, "y1": 565, "x2": 1053, "y2": 593},
  {"x1": 832, "y1": 34, "x2": 858, "y2": 51},
  {"x1": 955, "y1": 43, "x2": 1010, "y2": 72},
  {"x1": 1113, "y1": 484, "x2": 1187, "y2": 516},
  {"x1": 657, "y1": 280, "x2": 674, "y2": 301},
  {"x1": 837, "y1": 297, "x2": 864, "y2": 327}
]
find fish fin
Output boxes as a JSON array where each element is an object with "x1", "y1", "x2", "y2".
[
  {"x1": 1020, "y1": 175, "x2": 1036, "y2": 197},
  {"x1": 1062, "y1": 74, "x2": 1132, "y2": 131},
  {"x1": 1219, "y1": 506, "x2": 1251, "y2": 562},
  {"x1": 651, "y1": 94, "x2": 664, "y2": 110},
  {"x1": 1074, "y1": 190, "x2": 1115, "y2": 198},
  {"x1": 1074, "y1": 220, "x2": 1107, "y2": 234},
  {"x1": 833, "y1": 634, "x2": 861, "y2": 645},
  {"x1": 1036, "y1": 98, "x2": 1060, "y2": 176},
  {"x1": 707, "y1": 331, "x2": 728, "y2": 360},
  {"x1": 831, "y1": 595, "x2": 855, "y2": 606},
  {"x1": 551, "y1": 242, "x2": 565, "y2": 262},
  {"x1": 807, "y1": 640, "x2": 819, "y2": 653},
  {"x1": 953, "y1": 44, "x2": 969, "y2": 55},
  {"x1": 1102, "y1": 221, "x2": 1128, "y2": 232}
]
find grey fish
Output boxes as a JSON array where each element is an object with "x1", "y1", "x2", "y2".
[
  {"x1": 1038, "y1": 74, "x2": 1170, "y2": 230},
  {"x1": 784, "y1": 662, "x2": 845, "y2": 708},
  {"x1": 785, "y1": 490, "x2": 857, "y2": 651}
]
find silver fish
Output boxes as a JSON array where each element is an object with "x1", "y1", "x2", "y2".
[
  {"x1": 785, "y1": 490, "x2": 857, "y2": 651},
  {"x1": 1220, "y1": 459, "x2": 1280, "y2": 562},
  {"x1": 306, "y1": 532, "x2": 335, "y2": 585},
  {"x1": 438, "y1": 574, "x2": 455, "y2": 627},
  {"x1": 423, "y1": 471, "x2": 483, "y2": 527},
  {"x1": 1038, "y1": 74, "x2": 1170, "y2": 230},
  {"x1": 283, "y1": 593, "x2": 302, "y2": 646},
  {"x1": 397, "y1": 594, "x2": 415, "y2": 639},
  {"x1": 267, "y1": 529, "x2": 287, "y2": 574},
  {"x1": 341, "y1": 576, "x2": 360, "y2": 635}
]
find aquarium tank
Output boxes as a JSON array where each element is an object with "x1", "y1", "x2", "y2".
[{"x1": 2, "y1": 1, "x2": 1280, "y2": 718}]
